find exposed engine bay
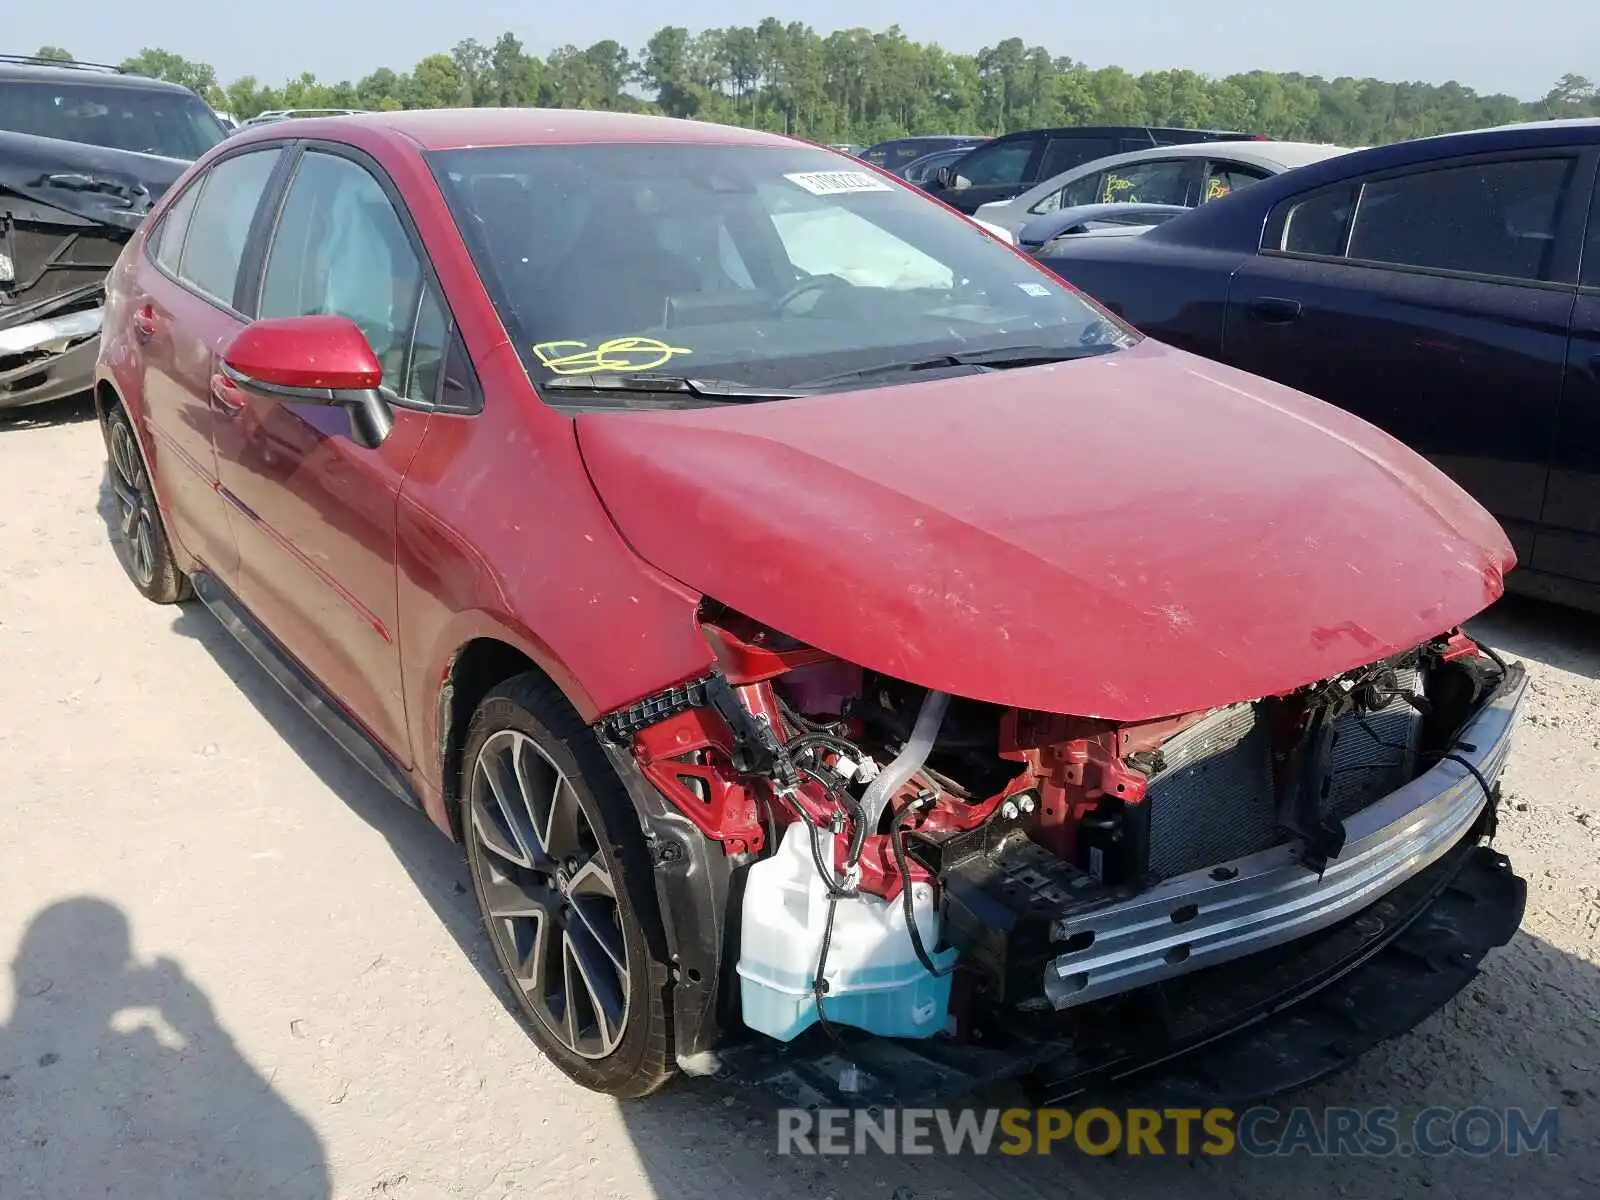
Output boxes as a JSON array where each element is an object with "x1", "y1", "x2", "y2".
[{"x1": 604, "y1": 601, "x2": 1519, "y2": 1054}]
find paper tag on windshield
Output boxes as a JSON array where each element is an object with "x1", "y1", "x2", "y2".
[{"x1": 784, "y1": 170, "x2": 893, "y2": 196}]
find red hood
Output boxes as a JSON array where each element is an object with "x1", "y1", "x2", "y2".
[{"x1": 575, "y1": 339, "x2": 1512, "y2": 720}]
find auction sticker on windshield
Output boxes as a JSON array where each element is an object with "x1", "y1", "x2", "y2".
[{"x1": 785, "y1": 171, "x2": 894, "y2": 196}]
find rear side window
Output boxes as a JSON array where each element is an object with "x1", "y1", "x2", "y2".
[
  {"x1": 1346, "y1": 158, "x2": 1574, "y2": 281},
  {"x1": 177, "y1": 149, "x2": 282, "y2": 306},
  {"x1": 150, "y1": 181, "x2": 201, "y2": 275},
  {"x1": 1039, "y1": 137, "x2": 1118, "y2": 180},
  {"x1": 1280, "y1": 185, "x2": 1359, "y2": 257},
  {"x1": 1204, "y1": 162, "x2": 1271, "y2": 202},
  {"x1": 1585, "y1": 193, "x2": 1600, "y2": 288}
]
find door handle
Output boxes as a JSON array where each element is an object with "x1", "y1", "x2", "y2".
[
  {"x1": 210, "y1": 371, "x2": 247, "y2": 414},
  {"x1": 132, "y1": 304, "x2": 162, "y2": 343},
  {"x1": 1248, "y1": 296, "x2": 1303, "y2": 324}
]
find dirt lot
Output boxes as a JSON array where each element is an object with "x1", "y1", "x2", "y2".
[{"x1": 1, "y1": 396, "x2": 1597, "y2": 1199}]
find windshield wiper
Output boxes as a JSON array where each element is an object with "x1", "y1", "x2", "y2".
[
  {"x1": 800, "y1": 343, "x2": 1117, "y2": 388},
  {"x1": 538, "y1": 373, "x2": 813, "y2": 402}
]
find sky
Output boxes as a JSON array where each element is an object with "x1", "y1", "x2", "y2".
[{"x1": 10, "y1": 0, "x2": 1596, "y2": 102}]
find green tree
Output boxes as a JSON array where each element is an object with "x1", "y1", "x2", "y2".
[
  {"x1": 33, "y1": 46, "x2": 74, "y2": 62},
  {"x1": 119, "y1": 47, "x2": 218, "y2": 99},
  {"x1": 107, "y1": 23, "x2": 1598, "y2": 150}
]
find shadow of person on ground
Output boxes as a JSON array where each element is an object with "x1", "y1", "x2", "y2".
[{"x1": 0, "y1": 898, "x2": 330, "y2": 1199}]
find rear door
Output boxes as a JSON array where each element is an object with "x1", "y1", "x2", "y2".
[
  {"x1": 210, "y1": 144, "x2": 450, "y2": 763},
  {"x1": 1036, "y1": 135, "x2": 1121, "y2": 184},
  {"x1": 1537, "y1": 165, "x2": 1600, "y2": 597},
  {"x1": 1222, "y1": 149, "x2": 1590, "y2": 566},
  {"x1": 133, "y1": 145, "x2": 287, "y2": 582}
]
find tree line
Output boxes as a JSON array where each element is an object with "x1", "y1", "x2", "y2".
[{"x1": 30, "y1": 29, "x2": 1600, "y2": 148}]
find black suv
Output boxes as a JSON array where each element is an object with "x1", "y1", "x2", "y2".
[
  {"x1": 924, "y1": 124, "x2": 1263, "y2": 213},
  {"x1": 1, "y1": 56, "x2": 225, "y2": 412}
]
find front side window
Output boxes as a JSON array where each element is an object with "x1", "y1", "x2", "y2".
[
  {"x1": 0, "y1": 80, "x2": 226, "y2": 159},
  {"x1": 258, "y1": 151, "x2": 427, "y2": 390},
  {"x1": 904, "y1": 153, "x2": 956, "y2": 185},
  {"x1": 1096, "y1": 159, "x2": 1196, "y2": 207},
  {"x1": 954, "y1": 139, "x2": 1035, "y2": 187},
  {"x1": 1345, "y1": 158, "x2": 1575, "y2": 282},
  {"x1": 177, "y1": 148, "x2": 282, "y2": 306},
  {"x1": 429, "y1": 141, "x2": 1134, "y2": 396}
]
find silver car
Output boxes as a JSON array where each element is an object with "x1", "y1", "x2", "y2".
[{"x1": 974, "y1": 140, "x2": 1355, "y2": 238}]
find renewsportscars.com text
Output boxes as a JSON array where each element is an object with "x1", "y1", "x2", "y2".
[{"x1": 777, "y1": 1105, "x2": 1561, "y2": 1158}]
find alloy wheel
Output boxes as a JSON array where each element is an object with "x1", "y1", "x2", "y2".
[
  {"x1": 467, "y1": 729, "x2": 630, "y2": 1059},
  {"x1": 108, "y1": 419, "x2": 156, "y2": 589}
]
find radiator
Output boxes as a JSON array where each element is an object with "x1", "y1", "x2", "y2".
[{"x1": 1142, "y1": 667, "x2": 1424, "y2": 879}]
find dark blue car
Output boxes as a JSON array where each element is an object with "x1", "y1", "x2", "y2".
[
  {"x1": 859, "y1": 135, "x2": 988, "y2": 174},
  {"x1": 1035, "y1": 118, "x2": 1600, "y2": 614}
]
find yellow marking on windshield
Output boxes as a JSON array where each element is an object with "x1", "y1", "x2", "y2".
[{"x1": 532, "y1": 337, "x2": 693, "y2": 375}]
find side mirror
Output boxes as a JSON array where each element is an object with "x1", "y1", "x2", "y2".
[{"x1": 221, "y1": 315, "x2": 394, "y2": 449}]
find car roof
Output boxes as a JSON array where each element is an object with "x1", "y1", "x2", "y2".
[
  {"x1": 242, "y1": 107, "x2": 805, "y2": 152},
  {"x1": 998, "y1": 140, "x2": 1353, "y2": 212},
  {"x1": 1133, "y1": 117, "x2": 1600, "y2": 251},
  {"x1": 870, "y1": 134, "x2": 984, "y2": 145},
  {"x1": 991, "y1": 124, "x2": 1252, "y2": 141},
  {"x1": 0, "y1": 61, "x2": 194, "y2": 93}
]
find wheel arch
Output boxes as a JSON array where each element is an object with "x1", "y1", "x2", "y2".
[{"x1": 436, "y1": 634, "x2": 570, "y2": 842}]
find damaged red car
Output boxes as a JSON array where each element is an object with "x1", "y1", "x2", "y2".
[{"x1": 95, "y1": 108, "x2": 1529, "y2": 1106}]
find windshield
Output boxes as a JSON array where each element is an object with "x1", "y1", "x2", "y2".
[
  {"x1": 0, "y1": 80, "x2": 227, "y2": 160},
  {"x1": 428, "y1": 141, "x2": 1135, "y2": 396}
]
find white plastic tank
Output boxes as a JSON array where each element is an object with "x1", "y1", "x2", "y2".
[{"x1": 736, "y1": 822, "x2": 956, "y2": 1042}]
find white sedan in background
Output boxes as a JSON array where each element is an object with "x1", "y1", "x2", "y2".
[{"x1": 974, "y1": 140, "x2": 1355, "y2": 241}]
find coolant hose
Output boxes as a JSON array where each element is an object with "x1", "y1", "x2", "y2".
[{"x1": 855, "y1": 689, "x2": 951, "y2": 853}]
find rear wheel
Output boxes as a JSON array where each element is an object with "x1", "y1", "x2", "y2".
[
  {"x1": 104, "y1": 405, "x2": 191, "y2": 604},
  {"x1": 461, "y1": 673, "x2": 676, "y2": 1097}
]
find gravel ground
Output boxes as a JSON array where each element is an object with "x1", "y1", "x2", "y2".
[{"x1": 1, "y1": 396, "x2": 1597, "y2": 1199}]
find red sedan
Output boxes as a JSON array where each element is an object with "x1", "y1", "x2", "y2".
[{"x1": 95, "y1": 108, "x2": 1528, "y2": 1104}]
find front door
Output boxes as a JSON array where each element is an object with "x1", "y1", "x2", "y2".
[
  {"x1": 212, "y1": 147, "x2": 447, "y2": 763},
  {"x1": 926, "y1": 135, "x2": 1045, "y2": 214}
]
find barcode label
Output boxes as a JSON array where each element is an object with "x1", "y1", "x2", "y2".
[{"x1": 784, "y1": 171, "x2": 893, "y2": 196}]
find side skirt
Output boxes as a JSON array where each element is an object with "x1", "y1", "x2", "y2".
[{"x1": 190, "y1": 570, "x2": 421, "y2": 810}]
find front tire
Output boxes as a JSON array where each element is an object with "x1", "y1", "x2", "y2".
[
  {"x1": 104, "y1": 405, "x2": 191, "y2": 604},
  {"x1": 461, "y1": 673, "x2": 676, "y2": 1097}
]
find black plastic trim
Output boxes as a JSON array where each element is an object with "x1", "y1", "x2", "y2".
[{"x1": 190, "y1": 570, "x2": 420, "y2": 808}]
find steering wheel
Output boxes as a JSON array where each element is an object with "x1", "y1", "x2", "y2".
[{"x1": 774, "y1": 273, "x2": 853, "y2": 315}]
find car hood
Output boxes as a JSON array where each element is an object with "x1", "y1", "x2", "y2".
[
  {"x1": 0, "y1": 129, "x2": 188, "y2": 233},
  {"x1": 575, "y1": 340, "x2": 1513, "y2": 720}
]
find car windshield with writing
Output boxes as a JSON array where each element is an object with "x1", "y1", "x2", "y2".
[{"x1": 428, "y1": 142, "x2": 1135, "y2": 401}]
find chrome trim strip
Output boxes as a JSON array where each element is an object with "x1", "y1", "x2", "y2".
[{"x1": 1043, "y1": 664, "x2": 1526, "y2": 1009}]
